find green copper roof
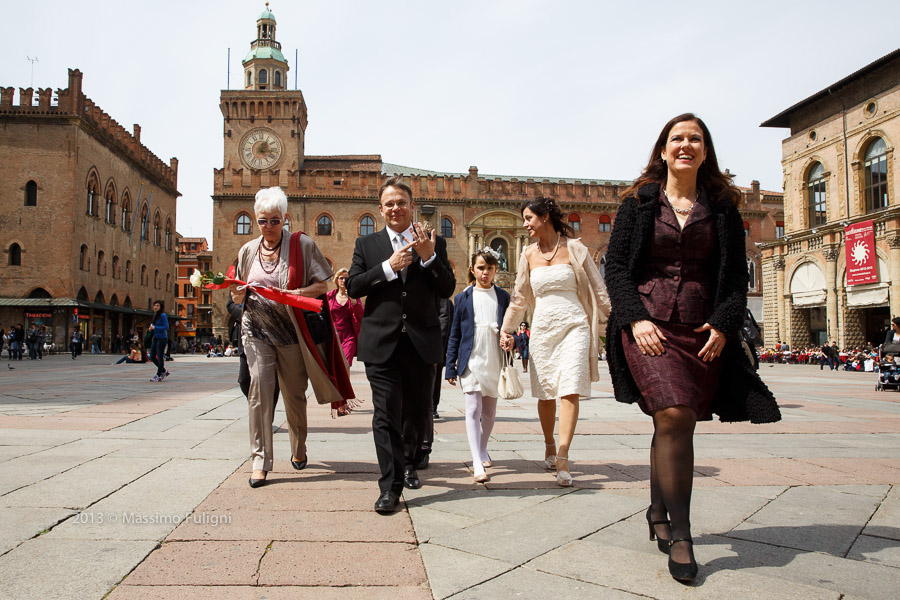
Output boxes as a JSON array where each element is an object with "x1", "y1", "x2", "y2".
[
  {"x1": 243, "y1": 46, "x2": 287, "y2": 64},
  {"x1": 258, "y1": 6, "x2": 275, "y2": 21}
]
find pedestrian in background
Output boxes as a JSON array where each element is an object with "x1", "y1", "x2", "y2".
[
  {"x1": 69, "y1": 328, "x2": 83, "y2": 360},
  {"x1": 514, "y1": 321, "x2": 530, "y2": 373},
  {"x1": 326, "y1": 268, "x2": 364, "y2": 366},
  {"x1": 148, "y1": 301, "x2": 169, "y2": 381},
  {"x1": 604, "y1": 113, "x2": 780, "y2": 582}
]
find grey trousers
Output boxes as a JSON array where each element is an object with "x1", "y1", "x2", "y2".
[{"x1": 244, "y1": 338, "x2": 309, "y2": 471}]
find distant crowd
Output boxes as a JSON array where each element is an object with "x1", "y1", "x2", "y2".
[{"x1": 759, "y1": 340, "x2": 882, "y2": 372}]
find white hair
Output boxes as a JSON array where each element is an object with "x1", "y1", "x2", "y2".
[{"x1": 254, "y1": 186, "x2": 288, "y2": 216}]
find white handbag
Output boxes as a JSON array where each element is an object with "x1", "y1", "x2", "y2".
[{"x1": 498, "y1": 350, "x2": 524, "y2": 399}]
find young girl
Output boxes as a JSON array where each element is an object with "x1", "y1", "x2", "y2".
[{"x1": 446, "y1": 248, "x2": 510, "y2": 483}]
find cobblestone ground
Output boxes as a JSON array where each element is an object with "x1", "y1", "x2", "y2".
[{"x1": 0, "y1": 354, "x2": 897, "y2": 599}]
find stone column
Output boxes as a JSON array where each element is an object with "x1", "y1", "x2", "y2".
[
  {"x1": 890, "y1": 235, "x2": 900, "y2": 319},
  {"x1": 515, "y1": 235, "x2": 523, "y2": 260},
  {"x1": 468, "y1": 233, "x2": 475, "y2": 258},
  {"x1": 823, "y1": 246, "x2": 840, "y2": 342},
  {"x1": 774, "y1": 257, "x2": 786, "y2": 343}
]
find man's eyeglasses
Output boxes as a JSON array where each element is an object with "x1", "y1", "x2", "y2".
[
  {"x1": 257, "y1": 218, "x2": 282, "y2": 227},
  {"x1": 381, "y1": 201, "x2": 409, "y2": 210}
]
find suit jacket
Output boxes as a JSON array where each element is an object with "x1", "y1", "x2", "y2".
[
  {"x1": 445, "y1": 285, "x2": 510, "y2": 380},
  {"x1": 346, "y1": 227, "x2": 456, "y2": 364}
]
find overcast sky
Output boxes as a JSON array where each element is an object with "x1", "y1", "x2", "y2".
[{"x1": 2, "y1": 1, "x2": 898, "y2": 246}]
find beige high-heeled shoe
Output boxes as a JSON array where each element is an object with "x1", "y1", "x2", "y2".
[
  {"x1": 556, "y1": 456, "x2": 573, "y2": 487},
  {"x1": 544, "y1": 442, "x2": 557, "y2": 471},
  {"x1": 474, "y1": 472, "x2": 490, "y2": 483}
]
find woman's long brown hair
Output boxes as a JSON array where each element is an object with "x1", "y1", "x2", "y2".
[{"x1": 620, "y1": 113, "x2": 741, "y2": 208}]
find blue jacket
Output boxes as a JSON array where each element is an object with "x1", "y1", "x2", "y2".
[
  {"x1": 151, "y1": 313, "x2": 169, "y2": 339},
  {"x1": 445, "y1": 284, "x2": 510, "y2": 380}
]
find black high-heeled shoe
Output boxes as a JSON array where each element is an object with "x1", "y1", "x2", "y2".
[
  {"x1": 667, "y1": 538, "x2": 698, "y2": 582},
  {"x1": 645, "y1": 506, "x2": 671, "y2": 555}
]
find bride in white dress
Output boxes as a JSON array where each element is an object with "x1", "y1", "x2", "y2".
[{"x1": 501, "y1": 198, "x2": 609, "y2": 486}]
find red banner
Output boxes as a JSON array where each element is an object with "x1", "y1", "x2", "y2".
[{"x1": 845, "y1": 220, "x2": 878, "y2": 286}]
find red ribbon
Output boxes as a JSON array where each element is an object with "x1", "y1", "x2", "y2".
[{"x1": 204, "y1": 278, "x2": 323, "y2": 312}]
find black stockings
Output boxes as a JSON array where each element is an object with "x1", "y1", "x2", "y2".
[{"x1": 650, "y1": 406, "x2": 697, "y2": 564}]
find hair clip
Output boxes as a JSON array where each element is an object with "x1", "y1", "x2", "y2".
[{"x1": 478, "y1": 246, "x2": 501, "y2": 260}]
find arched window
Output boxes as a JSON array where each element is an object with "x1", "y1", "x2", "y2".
[
  {"x1": 864, "y1": 137, "x2": 889, "y2": 212},
  {"x1": 598, "y1": 214, "x2": 612, "y2": 232},
  {"x1": 236, "y1": 213, "x2": 252, "y2": 235},
  {"x1": 259, "y1": 69, "x2": 268, "y2": 84},
  {"x1": 80, "y1": 244, "x2": 88, "y2": 271},
  {"x1": 25, "y1": 181, "x2": 37, "y2": 206},
  {"x1": 125, "y1": 260, "x2": 132, "y2": 283},
  {"x1": 441, "y1": 217, "x2": 453, "y2": 238},
  {"x1": 121, "y1": 194, "x2": 131, "y2": 231},
  {"x1": 8, "y1": 243, "x2": 22, "y2": 266},
  {"x1": 807, "y1": 162, "x2": 827, "y2": 226},
  {"x1": 154, "y1": 269, "x2": 160, "y2": 289},
  {"x1": 274, "y1": 70, "x2": 282, "y2": 87},
  {"x1": 284, "y1": 216, "x2": 291, "y2": 232},
  {"x1": 141, "y1": 265, "x2": 148, "y2": 286},
  {"x1": 359, "y1": 215, "x2": 375, "y2": 236},
  {"x1": 86, "y1": 175, "x2": 99, "y2": 216},
  {"x1": 246, "y1": 71, "x2": 252, "y2": 87},
  {"x1": 743, "y1": 220, "x2": 751, "y2": 237},
  {"x1": 97, "y1": 250, "x2": 105, "y2": 275},
  {"x1": 165, "y1": 219, "x2": 173, "y2": 250},
  {"x1": 568, "y1": 213, "x2": 581, "y2": 232},
  {"x1": 775, "y1": 220, "x2": 785, "y2": 239},
  {"x1": 597, "y1": 253, "x2": 607, "y2": 280},
  {"x1": 165, "y1": 273, "x2": 171, "y2": 292},
  {"x1": 153, "y1": 213, "x2": 161, "y2": 246},
  {"x1": 112, "y1": 255, "x2": 119, "y2": 279},
  {"x1": 105, "y1": 185, "x2": 116, "y2": 225},
  {"x1": 747, "y1": 258, "x2": 757, "y2": 291},
  {"x1": 140, "y1": 205, "x2": 149, "y2": 240},
  {"x1": 317, "y1": 215, "x2": 332, "y2": 236}
]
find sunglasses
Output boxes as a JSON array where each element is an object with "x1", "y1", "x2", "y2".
[{"x1": 257, "y1": 218, "x2": 282, "y2": 227}]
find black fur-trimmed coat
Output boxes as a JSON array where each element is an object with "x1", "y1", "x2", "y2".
[{"x1": 604, "y1": 183, "x2": 780, "y2": 423}]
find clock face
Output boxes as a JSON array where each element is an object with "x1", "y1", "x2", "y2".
[{"x1": 240, "y1": 129, "x2": 282, "y2": 170}]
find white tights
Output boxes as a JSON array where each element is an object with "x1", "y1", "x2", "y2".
[{"x1": 465, "y1": 391, "x2": 497, "y2": 476}]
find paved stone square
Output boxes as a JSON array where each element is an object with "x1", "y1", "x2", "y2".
[{"x1": 0, "y1": 354, "x2": 897, "y2": 599}]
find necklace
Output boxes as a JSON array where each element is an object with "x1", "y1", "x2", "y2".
[
  {"x1": 257, "y1": 242, "x2": 279, "y2": 275},
  {"x1": 261, "y1": 237, "x2": 282, "y2": 252},
  {"x1": 539, "y1": 235, "x2": 561, "y2": 262},
  {"x1": 663, "y1": 189, "x2": 697, "y2": 216}
]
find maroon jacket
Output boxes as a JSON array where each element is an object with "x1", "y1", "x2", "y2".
[{"x1": 636, "y1": 189, "x2": 716, "y2": 325}]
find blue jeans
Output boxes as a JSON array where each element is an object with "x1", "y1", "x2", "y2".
[{"x1": 150, "y1": 338, "x2": 167, "y2": 376}]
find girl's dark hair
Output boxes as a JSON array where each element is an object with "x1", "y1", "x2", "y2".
[
  {"x1": 620, "y1": 113, "x2": 742, "y2": 208},
  {"x1": 467, "y1": 248, "x2": 500, "y2": 285},
  {"x1": 153, "y1": 300, "x2": 165, "y2": 322},
  {"x1": 519, "y1": 197, "x2": 575, "y2": 237},
  {"x1": 892, "y1": 316, "x2": 900, "y2": 328}
]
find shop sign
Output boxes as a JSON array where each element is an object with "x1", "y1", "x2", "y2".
[
  {"x1": 25, "y1": 312, "x2": 52, "y2": 318},
  {"x1": 845, "y1": 220, "x2": 878, "y2": 286}
]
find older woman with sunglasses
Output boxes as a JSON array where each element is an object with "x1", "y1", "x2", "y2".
[
  {"x1": 231, "y1": 186, "x2": 334, "y2": 488},
  {"x1": 327, "y1": 268, "x2": 364, "y2": 366}
]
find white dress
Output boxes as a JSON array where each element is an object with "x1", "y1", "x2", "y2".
[
  {"x1": 529, "y1": 264, "x2": 591, "y2": 399},
  {"x1": 459, "y1": 286, "x2": 502, "y2": 397}
]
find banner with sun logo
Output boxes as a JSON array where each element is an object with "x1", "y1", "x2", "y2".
[{"x1": 845, "y1": 220, "x2": 878, "y2": 285}]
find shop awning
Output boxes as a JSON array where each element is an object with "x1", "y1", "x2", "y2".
[
  {"x1": 789, "y1": 262, "x2": 826, "y2": 307},
  {"x1": 845, "y1": 257, "x2": 890, "y2": 308}
]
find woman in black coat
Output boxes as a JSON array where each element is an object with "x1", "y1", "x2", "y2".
[{"x1": 605, "y1": 113, "x2": 779, "y2": 582}]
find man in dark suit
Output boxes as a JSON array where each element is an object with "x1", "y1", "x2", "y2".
[{"x1": 346, "y1": 176, "x2": 456, "y2": 513}]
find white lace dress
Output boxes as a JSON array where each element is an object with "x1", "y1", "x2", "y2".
[
  {"x1": 529, "y1": 264, "x2": 591, "y2": 399},
  {"x1": 459, "y1": 286, "x2": 502, "y2": 397}
]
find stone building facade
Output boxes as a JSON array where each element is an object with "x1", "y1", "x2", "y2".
[
  {"x1": 174, "y1": 237, "x2": 213, "y2": 344},
  {"x1": 760, "y1": 49, "x2": 900, "y2": 348},
  {"x1": 0, "y1": 69, "x2": 179, "y2": 349}
]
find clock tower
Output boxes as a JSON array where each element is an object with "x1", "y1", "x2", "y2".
[{"x1": 212, "y1": 3, "x2": 308, "y2": 339}]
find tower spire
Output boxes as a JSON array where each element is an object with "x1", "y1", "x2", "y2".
[{"x1": 243, "y1": 3, "x2": 288, "y2": 90}]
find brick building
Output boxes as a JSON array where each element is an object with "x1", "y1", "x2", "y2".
[
  {"x1": 760, "y1": 49, "x2": 900, "y2": 348},
  {"x1": 174, "y1": 237, "x2": 213, "y2": 345},
  {"x1": 211, "y1": 6, "x2": 781, "y2": 340},
  {"x1": 0, "y1": 68, "x2": 179, "y2": 350}
]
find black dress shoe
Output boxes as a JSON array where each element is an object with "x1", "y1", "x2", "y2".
[
  {"x1": 248, "y1": 476, "x2": 267, "y2": 488},
  {"x1": 432, "y1": 409, "x2": 440, "y2": 420},
  {"x1": 668, "y1": 539, "x2": 698, "y2": 582},
  {"x1": 374, "y1": 490, "x2": 400, "y2": 513},
  {"x1": 415, "y1": 454, "x2": 430, "y2": 470},
  {"x1": 403, "y1": 468, "x2": 421, "y2": 489},
  {"x1": 291, "y1": 456, "x2": 308, "y2": 470}
]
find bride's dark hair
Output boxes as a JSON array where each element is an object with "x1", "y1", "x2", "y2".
[{"x1": 519, "y1": 197, "x2": 575, "y2": 237}]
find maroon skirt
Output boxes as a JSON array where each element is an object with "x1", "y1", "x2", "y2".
[{"x1": 621, "y1": 321, "x2": 722, "y2": 421}]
